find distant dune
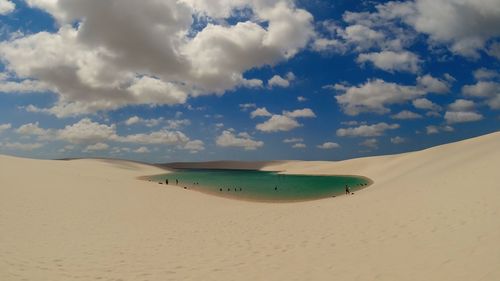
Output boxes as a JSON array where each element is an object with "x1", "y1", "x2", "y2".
[{"x1": 1, "y1": 132, "x2": 499, "y2": 281}]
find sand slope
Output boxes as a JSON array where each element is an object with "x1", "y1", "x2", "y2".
[{"x1": 1, "y1": 132, "x2": 499, "y2": 281}]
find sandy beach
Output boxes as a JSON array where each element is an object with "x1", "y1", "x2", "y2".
[{"x1": 1, "y1": 132, "x2": 499, "y2": 281}]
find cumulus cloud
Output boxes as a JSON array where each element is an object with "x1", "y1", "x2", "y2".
[
  {"x1": 334, "y1": 74, "x2": 451, "y2": 116},
  {"x1": 250, "y1": 107, "x2": 272, "y2": 118},
  {"x1": 462, "y1": 81, "x2": 500, "y2": 109},
  {"x1": 317, "y1": 142, "x2": 340, "y2": 149},
  {"x1": 292, "y1": 143, "x2": 306, "y2": 148},
  {"x1": 256, "y1": 114, "x2": 301, "y2": 132},
  {"x1": 444, "y1": 111, "x2": 483, "y2": 124},
  {"x1": 444, "y1": 99, "x2": 483, "y2": 124},
  {"x1": 15, "y1": 122, "x2": 52, "y2": 140},
  {"x1": 317, "y1": 0, "x2": 500, "y2": 59},
  {"x1": 335, "y1": 79, "x2": 424, "y2": 115},
  {"x1": 412, "y1": 98, "x2": 442, "y2": 111},
  {"x1": 13, "y1": 118, "x2": 203, "y2": 154},
  {"x1": 473, "y1": 68, "x2": 500, "y2": 81},
  {"x1": 0, "y1": 0, "x2": 14, "y2": 15},
  {"x1": 297, "y1": 96, "x2": 307, "y2": 102},
  {"x1": 239, "y1": 103, "x2": 257, "y2": 111},
  {"x1": 84, "y1": 142, "x2": 109, "y2": 152},
  {"x1": 0, "y1": 0, "x2": 315, "y2": 117},
  {"x1": 133, "y1": 146, "x2": 150, "y2": 154},
  {"x1": 448, "y1": 99, "x2": 475, "y2": 112},
  {"x1": 489, "y1": 42, "x2": 500, "y2": 59},
  {"x1": 426, "y1": 125, "x2": 454, "y2": 134},
  {"x1": 268, "y1": 72, "x2": 295, "y2": 88},
  {"x1": 283, "y1": 108, "x2": 316, "y2": 118},
  {"x1": 417, "y1": 74, "x2": 450, "y2": 94},
  {"x1": 402, "y1": 0, "x2": 500, "y2": 58},
  {"x1": 283, "y1": 137, "x2": 303, "y2": 143},
  {"x1": 390, "y1": 136, "x2": 405, "y2": 144},
  {"x1": 357, "y1": 51, "x2": 421, "y2": 73},
  {"x1": 426, "y1": 125, "x2": 439, "y2": 135},
  {"x1": 391, "y1": 110, "x2": 422, "y2": 120},
  {"x1": 1, "y1": 142, "x2": 43, "y2": 151},
  {"x1": 337, "y1": 122, "x2": 399, "y2": 137},
  {"x1": 0, "y1": 123, "x2": 11, "y2": 133},
  {"x1": 359, "y1": 138, "x2": 378, "y2": 149},
  {"x1": 216, "y1": 130, "x2": 263, "y2": 150},
  {"x1": 256, "y1": 108, "x2": 316, "y2": 132}
]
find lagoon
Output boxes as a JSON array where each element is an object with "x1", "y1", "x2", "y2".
[{"x1": 151, "y1": 169, "x2": 371, "y2": 202}]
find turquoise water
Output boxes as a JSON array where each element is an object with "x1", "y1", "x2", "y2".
[{"x1": 151, "y1": 169, "x2": 371, "y2": 202}]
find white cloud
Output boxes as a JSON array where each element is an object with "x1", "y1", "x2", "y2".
[
  {"x1": 462, "y1": 81, "x2": 500, "y2": 109},
  {"x1": 183, "y1": 140, "x2": 205, "y2": 153},
  {"x1": 0, "y1": 78, "x2": 52, "y2": 93},
  {"x1": 216, "y1": 130, "x2": 263, "y2": 150},
  {"x1": 391, "y1": 110, "x2": 422, "y2": 120},
  {"x1": 444, "y1": 111, "x2": 483, "y2": 124},
  {"x1": 473, "y1": 68, "x2": 500, "y2": 81},
  {"x1": 0, "y1": 0, "x2": 315, "y2": 117},
  {"x1": 250, "y1": 107, "x2": 272, "y2": 118},
  {"x1": 133, "y1": 146, "x2": 150, "y2": 154},
  {"x1": 15, "y1": 122, "x2": 51, "y2": 139},
  {"x1": 297, "y1": 96, "x2": 307, "y2": 102},
  {"x1": 335, "y1": 79, "x2": 424, "y2": 115},
  {"x1": 337, "y1": 122, "x2": 399, "y2": 137},
  {"x1": 84, "y1": 142, "x2": 109, "y2": 152},
  {"x1": 239, "y1": 103, "x2": 257, "y2": 111},
  {"x1": 166, "y1": 119, "x2": 191, "y2": 130},
  {"x1": 426, "y1": 125, "x2": 454, "y2": 134},
  {"x1": 58, "y1": 118, "x2": 117, "y2": 144},
  {"x1": 359, "y1": 138, "x2": 378, "y2": 149},
  {"x1": 255, "y1": 108, "x2": 315, "y2": 132},
  {"x1": 357, "y1": 51, "x2": 421, "y2": 73},
  {"x1": 292, "y1": 143, "x2": 306, "y2": 149},
  {"x1": 124, "y1": 116, "x2": 141, "y2": 126},
  {"x1": 417, "y1": 74, "x2": 450, "y2": 94},
  {"x1": 412, "y1": 98, "x2": 442, "y2": 111},
  {"x1": 402, "y1": 0, "x2": 500, "y2": 58},
  {"x1": 1, "y1": 142, "x2": 43, "y2": 151},
  {"x1": 283, "y1": 108, "x2": 316, "y2": 118},
  {"x1": 444, "y1": 99, "x2": 483, "y2": 124},
  {"x1": 448, "y1": 99, "x2": 475, "y2": 112},
  {"x1": 489, "y1": 42, "x2": 500, "y2": 59},
  {"x1": 268, "y1": 75, "x2": 290, "y2": 88},
  {"x1": 0, "y1": 0, "x2": 15, "y2": 15},
  {"x1": 426, "y1": 125, "x2": 439, "y2": 135},
  {"x1": 256, "y1": 114, "x2": 301, "y2": 132},
  {"x1": 317, "y1": 142, "x2": 340, "y2": 149},
  {"x1": 0, "y1": 123, "x2": 11, "y2": 133},
  {"x1": 124, "y1": 116, "x2": 190, "y2": 129},
  {"x1": 390, "y1": 136, "x2": 405, "y2": 144},
  {"x1": 283, "y1": 137, "x2": 303, "y2": 143}
]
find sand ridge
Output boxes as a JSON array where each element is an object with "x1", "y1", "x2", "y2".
[{"x1": 1, "y1": 132, "x2": 499, "y2": 281}]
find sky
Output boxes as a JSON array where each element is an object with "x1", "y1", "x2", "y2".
[{"x1": 0, "y1": 0, "x2": 499, "y2": 163}]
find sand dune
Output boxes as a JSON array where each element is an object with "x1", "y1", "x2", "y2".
[{"x1": 1, "y1": 132, "x2": 499, "y2": 281}]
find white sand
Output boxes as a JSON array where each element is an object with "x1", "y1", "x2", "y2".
[{"x1": 1, "y1": 132, "x2": 499, "y2": 281}]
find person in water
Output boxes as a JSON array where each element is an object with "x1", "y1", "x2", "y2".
[{"x1": 345, "y1": 184, "x2": 350, "y2": 195}]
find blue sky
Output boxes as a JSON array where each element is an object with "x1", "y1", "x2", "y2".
[{"x1": 0, "y1": 0, "x2": 499, "y2": 163}]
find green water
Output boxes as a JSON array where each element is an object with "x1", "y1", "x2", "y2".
[{"x1": 151, "y1": 169, "x2": 371, "y2": 202}]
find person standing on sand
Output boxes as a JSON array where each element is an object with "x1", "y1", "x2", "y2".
[
  {"x1": 345, "y1": 184, "x2": 350, "y2": 195},
  {"x1": 165, "y1": 179, "x2": 168, "y2": 185},
  {"x1": 176, "y1": 179, "x2": 178, "y2": 185}
]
